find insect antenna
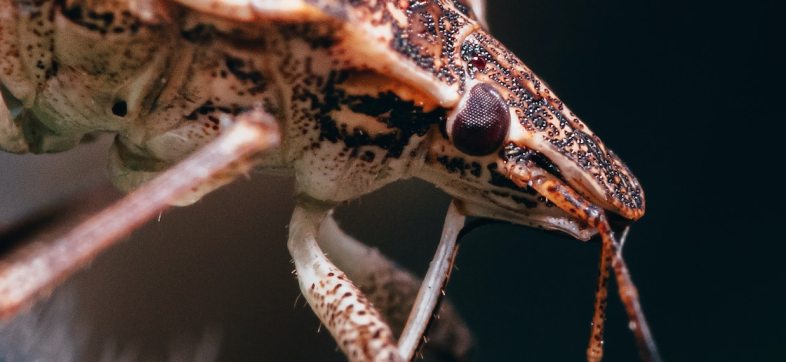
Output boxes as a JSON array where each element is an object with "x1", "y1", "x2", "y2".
[
  {"x1": 507, "y1": 167, "x2": 661, "y2": 362},
  {"x1": 618, "y1": 226, "x2": 631, "y2": 251},
  {"x1": 587, "y1": 224, "x2": 613, "y2": 362},
  {"x1": 597, "y1": 223, "x2": 662, "y2": 362},
  {"x1": 587, "y1": 225, "x2": 638, "y2": 362}
]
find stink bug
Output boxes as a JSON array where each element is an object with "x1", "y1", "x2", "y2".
[{"x1": 0, "y1": 0, "x2": 659, "y2": 360}]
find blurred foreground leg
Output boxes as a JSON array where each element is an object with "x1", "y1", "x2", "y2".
[{"x1": 0, "y1": 109, "x2": 280, "y2": 319}]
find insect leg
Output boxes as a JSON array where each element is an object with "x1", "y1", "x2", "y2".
[
  {"x1": 587, "y1": 224, "x2": 612, "y2": 362},
  {"x1": 586, "y1": 227, "x2": 631, "y2": 362},
  {"x1": 288, "y1": 204, "x2": 403, "y2": 362},
  {"x1": 318, "y1": 212, "x2": 473, "y2": 361},
  {"x1": 527, "y1": 174, "x2": 662, "y2": 362},
  {"x1": 397, "y1": 202, "x2": 465, "y2": 361},
  {"x1": 0, "y1": 109, "x2": 280, "y2": 319}
]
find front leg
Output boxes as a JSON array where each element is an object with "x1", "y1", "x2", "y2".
[
  {"x1": 288, "y1": 204, "x2": 402, "y2": 362},
  {"x1": 0, "y1": 109, "x2": 280, "y2": 319}
]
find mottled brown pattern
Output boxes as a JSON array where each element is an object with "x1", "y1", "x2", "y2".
[
  {"x1": 292, "y1": 0, "x2": 644, "y2": 219},
  {"x1": 1, "y1": 0, "x2": 643, "y2": 218},
  {"x1": 295, "y1": 0, "x2": 477, "y2": 101},
  {"x1": 307, "y1": 267, "x2": 401, "y2": 362},
  {"x1": 0, "y1": 0, "x2": 651, "y2": 360},
  {"x1": 459, "y1": 31, "x2": 644, "y2": 218},
  {"x1": 355, "y1": 256, "x2": 473, "y2": 358}
]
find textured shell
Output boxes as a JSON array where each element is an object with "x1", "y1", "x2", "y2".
[
  {"x1": 0, "y1": 0, "x2": 643, "y2": 232},
  {"x1": 175, "y1": 0, "x2": 644, "y2": 219},
  {"x1": 175, "y1": 0, "x2": 484, "y2": 106}
]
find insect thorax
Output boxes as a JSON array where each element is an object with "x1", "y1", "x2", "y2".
[
  {"x1": 265, "y1": 22, "x2": 449, "y2": 202},
  {"x1": 0, "y1": 2, "x2": 447, "y2": 204}
]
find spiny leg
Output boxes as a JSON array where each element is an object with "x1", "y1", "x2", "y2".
[
  {"x1": 397, "y1": 202, "x2": 465, "y2": 361},
  {"x1": 288, "y1": 204, "x2": 402, "y2": 362},
  {"x1": 586, "y1": 227, "x2": 632, "y2": 362},
  {"x1": 604, "y1": 229, "x2": 660, "y2": 362},
  {"x1": 0, "y1": 109, "x2": 280, "y2": 319},
  {"x1": 527, "y1": 173, "x2": 662, "y2": 362},
  {"x1": 318, "y1": 210, "x2": 473, "y2": 361},
  {"x1": 587, "y1": 224, "x2": 612, "y2": 362}
]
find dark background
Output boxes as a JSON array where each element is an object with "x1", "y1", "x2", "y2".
[{"x1": 0, "y1": 0, "x2": 780, "y2": 361}]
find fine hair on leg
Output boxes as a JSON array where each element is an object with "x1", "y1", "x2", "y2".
[
  {"x1": 397, "y1": 202, "x2": 465, "y2": 361},
  {"x1": 318, "y1": 211, "x2": 473, "y2": 361},
  {"x1": 287, "y1": 204, "x2": 402, "y2": 362}
]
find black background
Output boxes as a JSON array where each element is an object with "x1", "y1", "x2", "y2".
[{"x1": 0, "y1": 0, "x2": 781, "y2": 361}]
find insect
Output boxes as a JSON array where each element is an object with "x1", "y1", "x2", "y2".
[{"x1": 0, "y1": 0, "x2": 660, "y2": 361}]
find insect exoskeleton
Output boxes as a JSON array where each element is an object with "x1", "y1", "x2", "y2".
[{"x1": 0, "y1": 1, "x2": 656, "y2": 361}]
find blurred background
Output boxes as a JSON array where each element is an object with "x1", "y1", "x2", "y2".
[{"x1": 0, "y1": 0, "x2": 780, "y2": 361}]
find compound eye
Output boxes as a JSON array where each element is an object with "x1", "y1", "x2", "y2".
[{"x1": 450, "y1": 83, "x2": 510, "y2": 156}]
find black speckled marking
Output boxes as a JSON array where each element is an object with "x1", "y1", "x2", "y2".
[
  {"x1": 279, "y1": 23, "x2": 338, "y2": 49},
  {"x1": 329, "y1": 0, "x2": 472, "y2": 89},
  {"x1": 461, "y1": 31, "x2": 645, "y2": 215},
  {"x1": 503, "y1": 143, "x2": 565, "y2": 182},
  {"x1": 58, "y1": 1, "x2": 142, "y2": 35},
  {"x1": 485, "y1": 162, "x2": 536, "y2": 195},
  {"x1": 224, "y1": 56, "x2": 268, "y2": 95},
  {"x1": 436, "y1": 155, "x2": 481, "y2": 177},
  {"x1": 310, "y1": 70, "x2": 446, "y2": 159},
  {"x1": 181, "y1": 23, "x2": 215, "y2": 43}
]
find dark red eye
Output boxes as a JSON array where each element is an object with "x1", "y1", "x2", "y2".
[{"x1": 451, "y1": 83, "x2": 510, "y2": 156}]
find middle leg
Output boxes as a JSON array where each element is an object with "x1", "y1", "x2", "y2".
[{"x1": 318, "y1": 214, "x2": 473, "y2": 361}]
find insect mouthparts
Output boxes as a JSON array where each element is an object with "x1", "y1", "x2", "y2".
[{"x1": 503, "y1": 143, "x2": 565, "y2": 182}]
